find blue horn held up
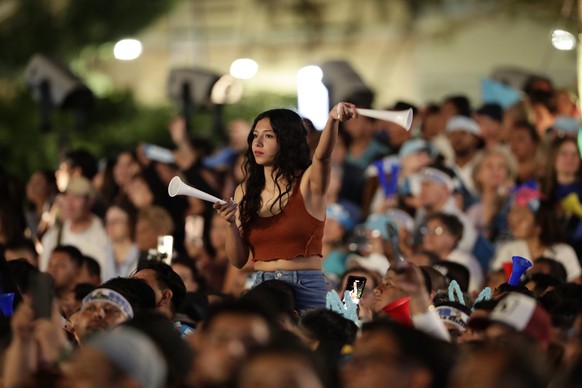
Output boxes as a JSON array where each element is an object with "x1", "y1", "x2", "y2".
[{"x1": 508, "y1": 256, "x2": 532, "y2": 286}]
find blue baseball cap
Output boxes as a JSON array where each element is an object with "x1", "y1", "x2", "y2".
[
  {"x1": 399, "y1": 139, "x2": 434, "y2": 158},
  {"x1": 326, "y1": 202, "x2": 360, "y2": 232},
  {"x1": 364, "y1": 213, "x2": 399, "y2": 240}
]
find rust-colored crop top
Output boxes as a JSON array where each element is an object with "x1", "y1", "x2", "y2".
[{"x1": 245, "y1": 183, "x2": 324, "y2": 261}]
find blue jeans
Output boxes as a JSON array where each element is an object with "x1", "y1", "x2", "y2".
[{"x1": 253, "y1": 270, "x2": 328, "y2": 311}]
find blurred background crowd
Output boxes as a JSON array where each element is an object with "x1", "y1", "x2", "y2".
[
  {"x1": 1, "y1": 0, "x2": 582, "y2": 387},
  {"x1": 0, "y1": 69, "x2": 582, "y2": 387}
]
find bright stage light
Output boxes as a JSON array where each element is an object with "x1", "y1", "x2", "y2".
[
  {"x1": 230, "y1": 58, "x2": 259, "y2": 80},
  {"x1": 113, "y1": 39, "x2": 143, "y2": 61},
  {"x1": 551, "y1": 29, "x2": 576, "y2": 50}
]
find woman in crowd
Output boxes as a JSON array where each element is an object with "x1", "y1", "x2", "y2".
[
  {"x1": 93, "y1": 151, "x2": 142, "y2": 211},
  {"x1": 215, "y1": 103, "x2": 358, "y2": 310},
  {"x1": 102, "y1": 203, "x2": 140, "y2": 281},
  {"x1": 466, "y1": 146, "x2": 516, "y2": 243},
  {"x1": 542, "y1": 137, "x2": 582, "y2": 257},
  {"x1": 127, "y1": 172, "x2": 186, "y2": 254},
  {"x1": 491, "y1": 186, "x2": 582, "y2": 283}
]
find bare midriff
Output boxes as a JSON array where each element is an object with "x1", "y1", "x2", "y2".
[{"x1": 253, "y1": 254, "x2": 323, "y2": 271}]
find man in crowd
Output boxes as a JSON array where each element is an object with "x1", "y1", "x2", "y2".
[
  {"x1": 40, "y1": 176, "x2": 108, "y2": 272},
  {"x1": 190, "y1": 299, "x2": 275, "y2": 387},
  {"x1": 446, "y1": 116, "x2": 483, "y2": 201},
  {"x1": 47, "y1": 245, "x2": 83, "y2": 317},
  {"x1": 132, "y1": 260, "x2": 192, "y2": 336},
  {"x1": 64, "y1": 327, "x2": 167, "y2": 388},
  {"x1": 474, "y1": 103, "x2": 505, "y2": 149},
  {"x1": 74, "y1": 277, "x2": 156, "y2": 341},
  {"x1": 342, "y1": 319, "x2": 456, "y2": 388}
]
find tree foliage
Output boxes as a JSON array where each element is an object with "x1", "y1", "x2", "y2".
[
  {"x1": 0, "y1": 0, "x2": 573, "y2": 180},
  {"x1": 0, "y1": 85, "x2": 295, "y2": 180},
  {"x1": 0, "y1": 0, "x2": 178, "y2": 178},
  {"x1": 0, "y1": 0, "x2": 177, "y2": 74}
]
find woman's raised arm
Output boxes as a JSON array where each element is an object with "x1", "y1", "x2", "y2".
[{"x1": 308, "y1": 102, "x2": 358, "y2": 196}]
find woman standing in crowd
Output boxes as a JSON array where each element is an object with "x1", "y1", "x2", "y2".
[{"x1": 215, "y1": 103, "x2": 358, "y2": 310}]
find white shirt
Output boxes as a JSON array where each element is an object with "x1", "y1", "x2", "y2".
[
  {"x1": 40, "y1": 215, "x2": 109, "y2": 273},
  {"x1": 492, "y1": 240, "x2": 582, "y2": 281},
  {"x1": 452, "y1": 152, "x2": 482, "y2": 198},
  {"x1": 430, "y1": 135, "x2": 455, "y2": 165}
]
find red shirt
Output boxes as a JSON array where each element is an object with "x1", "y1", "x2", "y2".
[{"x1": 246, "y1": 184, "x2": 324, "y2": 261}]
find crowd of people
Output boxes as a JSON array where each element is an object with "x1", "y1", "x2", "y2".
[{"x1": 0, "y1": 73, "x2": 582, "y2": 387}]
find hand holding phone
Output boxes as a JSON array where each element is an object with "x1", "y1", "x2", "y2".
[
  {"x1": 343, "y1": 275, "x2": 367, "y2": 305},
  {"x1": 30, "y1": 273, "x2": 54, "y2": 319}
]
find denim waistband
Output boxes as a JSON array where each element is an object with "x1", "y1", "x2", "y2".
[{"x1": 254, "y1": 269, "x2": 322, "y2": 283}]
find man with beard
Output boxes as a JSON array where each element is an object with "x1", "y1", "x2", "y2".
[{"x1": 446, "y1": 116, "x2": 484, "y2": 204}]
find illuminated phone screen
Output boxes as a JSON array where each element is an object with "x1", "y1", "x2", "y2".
[
  {"x1": 157, "y1": 235, "x2": 174, "y2": 265},
  {"x1": 344, "y1": 275, "x2": 367, "y2": 304}
]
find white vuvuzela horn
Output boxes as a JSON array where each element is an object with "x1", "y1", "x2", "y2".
[
  {"x1": 356, "y1": 108, "x2": 413, "y2": 131},
  {"x1": 168, "y1": 176, "x2": 226, "y2": 205}
]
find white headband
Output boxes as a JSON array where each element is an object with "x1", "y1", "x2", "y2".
[
  {"x1": 421, "y1": 167, "x2": 455, "y2": 191},
  {"x1": 82, "y1": 288, "x2": 134, "y2": 319}
]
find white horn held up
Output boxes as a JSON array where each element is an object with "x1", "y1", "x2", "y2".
[
  {"x1": 356, "y1": 108, "x2": 414, "y2": 131},
  {"x1": 168, "y1": 176, "x2": 226, "y2": 205}
]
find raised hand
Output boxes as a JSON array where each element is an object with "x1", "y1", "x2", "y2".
[{"x1": 331, "y1": 102, "x2": 358, "y2": 122}]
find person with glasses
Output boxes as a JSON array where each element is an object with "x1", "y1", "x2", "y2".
[{"x1": 420, "y1": 212, "x2": 483, "y2": 294}]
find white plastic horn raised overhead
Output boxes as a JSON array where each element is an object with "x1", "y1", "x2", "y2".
[
  {"x1": 168, "y1": 176, "x2": 226, "y2": 205},
  {"x1": 356, "y1": 108, "x2": 414, "y2": 131}
]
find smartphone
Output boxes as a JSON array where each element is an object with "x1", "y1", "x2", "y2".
[
  {"x1": 157, "y1": 235, "x2": 174, "y2": 265},
  {"x1": 343, "y1": 275, "x2": 367, "y2": 305},
  {"x1": 30, "y1": 272, "x2": 54, "y2": 319}
]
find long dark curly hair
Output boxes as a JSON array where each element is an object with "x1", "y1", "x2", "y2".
[{"x1": 239, "y1": 109, "x2": 311, "y2": 236}]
